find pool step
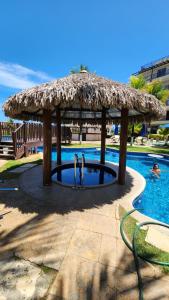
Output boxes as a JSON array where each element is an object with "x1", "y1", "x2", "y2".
[
  {"x1": 0, "y1": 142, "x2": 15, "y2": 159},
  {"x1": 0, "y1": 153, "x2": 15, "y2": 159}
]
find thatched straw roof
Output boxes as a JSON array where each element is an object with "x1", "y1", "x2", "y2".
[{"x1": 3, "y1": 71, "x2": 165, "y2": 124}]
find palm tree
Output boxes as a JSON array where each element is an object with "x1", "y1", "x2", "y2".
[
  {"x1": 70, "y1": 64, "x2": 89, "y2": 74},
  {"x1": 130, "y1": 74, "x2": 146, "y2": 89},
  {"x1": 144, "y1": 80, "x2": 169, "y2": 104},
  {"x1": 130, "y1": 75, "x2": 169, "y2": 103},
  {"x1": 130, "y1": 75, "x2": 167, "y2": 145}
]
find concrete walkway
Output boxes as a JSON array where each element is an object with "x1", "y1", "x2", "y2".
[{"x1": 0, "y1": 164, "x2": 169, "y2": 299}]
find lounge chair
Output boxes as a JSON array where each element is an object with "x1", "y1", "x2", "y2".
[
  {"x1": 111, "y1": 135, "x2": 120, "y2": 143},
  {"x1": 135, "y1": 136, "x2": 148, "y2": 145}
]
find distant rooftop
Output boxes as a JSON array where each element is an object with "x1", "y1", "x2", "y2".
[{"x1": 140, "y1": 55, "x2": 169, "y2": 71}]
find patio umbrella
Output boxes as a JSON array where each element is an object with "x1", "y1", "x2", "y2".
[
  {"x1": 140, "y1": 123, "x2": 147, "y2": 136},
  {"x1": 114, "y1": 125, "x2": 119, "y2": 135}
]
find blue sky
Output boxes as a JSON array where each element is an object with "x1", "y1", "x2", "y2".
[{"x1": 0, "y1": 0, "x2": 169, "y2": 120}]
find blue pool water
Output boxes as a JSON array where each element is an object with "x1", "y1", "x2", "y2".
[
  {"x1": 52, "y1": 165, "x2": 115, "y2": 186},
  {"x1": 39, "y1": 147, "x2": 169, "y2": 224}
]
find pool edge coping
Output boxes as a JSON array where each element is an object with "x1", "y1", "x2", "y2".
[
  {"x1": 116, "y1": 164, "x2": 169, "y2": 253},
  {"x1": 51, "y1": 160, "x2": 117, "y2": 189}
]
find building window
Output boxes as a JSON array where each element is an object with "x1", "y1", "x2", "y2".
[{"x1": 157, "y1": 68, "x2": 166, "y2": 78}]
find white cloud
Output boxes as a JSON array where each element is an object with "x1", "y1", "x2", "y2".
[{"x1": 0, "y1": 62, "x2": 52, "y2": 90}]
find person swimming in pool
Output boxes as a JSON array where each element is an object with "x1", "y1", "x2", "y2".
[{"x1": 151, "y1": 163, "x2": 161, "y2": 178}]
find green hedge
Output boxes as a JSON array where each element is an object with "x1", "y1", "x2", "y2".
[{"x1": 148, "y1": 134, "x2": 164, "y2": 140}]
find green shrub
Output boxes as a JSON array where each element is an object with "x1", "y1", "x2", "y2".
[
  {"x1": 158, "y1": 128, "x2": 169, "y2": 136},
  {"x1": 148, "y1": 134, "x2": 164, "y2": 140}
]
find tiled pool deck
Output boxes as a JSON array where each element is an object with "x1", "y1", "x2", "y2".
[{"x1": 0, "y1": 162, "x2": 169, "y2": 299}]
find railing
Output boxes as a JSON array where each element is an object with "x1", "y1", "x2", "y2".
[
  {"x1": 0, "y1": 122, "x2": 20, "y2": 142},
  {"x1": 12, "y1": 122, "x2": 57, "y2": 159},
  {"x1": 25, "y1": 123, "x2": 43, "y2": 143},
  {"x1": 0, "y1": 121, "x2": 71, "y2": 159},
  {"x1": 141, "y1": 55, "x2": 169, "y2": 70},
  {"x1": 12, "y1": 124, "x2": 25, "y2": 158},
  {"x1": 151, "y1": 68, "x2": 169, "y2": 80},
  {"x1": 12, "y1": 122, "x2": 46, "y2": 158}
]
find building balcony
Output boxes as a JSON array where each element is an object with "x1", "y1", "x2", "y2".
[
  {"x1": 141, "y1": 55, "x2": 169, "y2": 71},
  {"x1": 144, "y1": 69, "x2": 169, "y2": 82}
]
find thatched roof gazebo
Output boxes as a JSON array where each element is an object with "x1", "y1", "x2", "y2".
[{"x1": 3, "y1": 71, "x2": 164, "y2": 186}]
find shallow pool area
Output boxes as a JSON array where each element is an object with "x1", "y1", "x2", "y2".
[
  {"x1": 38, "y1": 147, "x2": 169, "y2": 224},
  {"x1": 52, "y1": 162, "x2": 116, "y2": 187}
]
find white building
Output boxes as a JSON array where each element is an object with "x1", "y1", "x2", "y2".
[{"x1": 134, "y1": 55, "x2": 169, "y2": 130}]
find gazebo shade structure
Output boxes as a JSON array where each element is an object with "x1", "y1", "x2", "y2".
[{"x1": 3, "y1": 71, "x2": 165, "y2": 185}]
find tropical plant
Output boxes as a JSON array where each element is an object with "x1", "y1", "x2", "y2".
[
  {"x1": 128, "y1": 123, "x2": 142, "y2": 136},
  {"x1": 6, "y1": 118, "x2": 14, "y2": 129},
  {"x1": 70, "y1": 64, "x2": 89, "y2": 74},
  {"x1": 7, "y1": 118, "x2": 14, "y2": 124},
  {"x1": 129, "y1": 74, "x2": 146, "y2": 89},
  {"x1": 129, "y1": 75, "x2": 169, "y2": 103},
  {"x1": 148, "y1": 133, "x2": 165, "y2": 140},
  {"x1": 157, "y1": 128, "x2": 169, "y2": 136},
  {"x1": 129, "y1": 75, "x2": 169, "y2": 144},
  {"x1": 144, "y1": 80, "x2": 169, "y2": 103}
]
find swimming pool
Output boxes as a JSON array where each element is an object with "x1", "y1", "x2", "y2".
[
  {"x1": 52, "y1": 162, "x2": 116, "y2": 186},
  {"x1": 39, "y1": 147, "x2": 169, "y2": 224}
]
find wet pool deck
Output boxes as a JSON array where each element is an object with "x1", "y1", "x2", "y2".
[{"x1": 0, "y1": 163, "x2": 169, "y2": 299}]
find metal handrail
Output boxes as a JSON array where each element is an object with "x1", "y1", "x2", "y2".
[
  {"x1": 74, "y1": 154, "x2": 78, "y2": 185},
  {"x1": 81, "y1": 153, "x2": 85, "y2": 183}
]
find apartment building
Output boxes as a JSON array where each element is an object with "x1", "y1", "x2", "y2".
[{"x1": 134, "y1": 55, "x2": 169, "y2": 128}]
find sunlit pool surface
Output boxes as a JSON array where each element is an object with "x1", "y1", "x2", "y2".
[
  {"x1": 39, "y1": 147, "x2": 169, "y2": 224},
  {"x1": 52, "y1": 164, "x2": 116, "y2": 186}
]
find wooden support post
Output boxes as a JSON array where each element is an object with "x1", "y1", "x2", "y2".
[
  {"x1": 118, "y1": 108, "x2": 129, "y2": 185},
  {"x1": 0, "y1": 122, "x2": 2, "y2": 142},
  {"x1": 56, "y1": 106, "x2": 62, "y2": 165},
  {"x1": 43, "y1": 110, "x2": 52, "y2": 186},
  {"x1": 79, "y1": 111, "x2": 82, "y2": 144},
  {"x1": 79, "y1": 124, "x2": 82, "y2": 144},
  {"x1": 100, "y1": 108, "x2": 106, "y2": 165},
  {"x1": 12, "y1": 131, "x2": 17, "y2": 158},
  {"x1": 23, "y1": 122, "x2": 28, "y2": 157}
]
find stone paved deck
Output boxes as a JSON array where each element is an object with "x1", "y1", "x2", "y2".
[{"x1": 0, "y1": 164, "x2": 169, "y2": 299}]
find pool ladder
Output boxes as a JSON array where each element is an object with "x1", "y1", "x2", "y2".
[{"x1": 74, "y1": 154, "x2": 85, "y2": 187}]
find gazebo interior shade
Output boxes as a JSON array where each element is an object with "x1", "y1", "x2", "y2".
[{"x1": 3, "y1": 72, "x2": 165, "y2": 122}]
